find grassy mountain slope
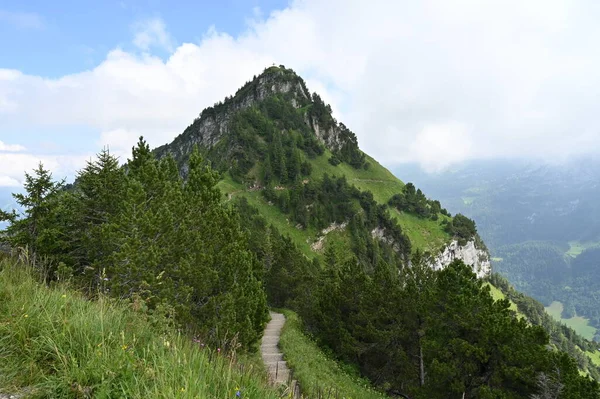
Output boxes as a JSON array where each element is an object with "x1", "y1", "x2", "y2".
[
  {"x1": 0, "y1": 258, "x2": 279, "y2": 399},
  {"x1": 3, "y1": 65, "x2": 599, "y2": 396},
  {"x1": 218, "y1": 148, "x2": 451, "y2": 257},
  {"x1": 277, "y1": 310, "x2": 387, "y2": 399},
  {"x1": 147, "y1": 66, "x2": 600, "y2": 396},
  {"x1": 157, "y1": 65, "x2": 455, "y2": 261}
]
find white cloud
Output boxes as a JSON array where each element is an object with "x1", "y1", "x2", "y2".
[
  {"x1": 0, "y1": 141, "x2": 25, "y2": 152},
  {"x1": 1, "y1": 0, "x2": 600, "y2": 175},
  {"x1": 408, "y1": 123, "x2": 474, "y2": 173},
  {"x1": 0, "y1": 176, "x2": 21, "y2": 187},
  {"x1": 0, "y1": 152, "x2": 90, "y2": 187},
  {"x1": 98, "y1": 128, "x2": 141, "y2": 161},
  {"x1": 0, "y1": 10, "x2": 44, "y2": 30},
  {"x1": 132, "y1": 18, "x2": 175, "y2": 52}
]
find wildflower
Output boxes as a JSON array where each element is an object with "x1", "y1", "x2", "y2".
[
  {"x1": 122, "y1": 345, "x2": 128, "y2": 351},
  {"x1": 217, "y1": 348, "x2": 221, "y2": 354},
  {"x1": 23, "y1": 314, "x2": 28, "y2": 318},
  {"x1": 235, "y1": 386, "x2": 241, "y2": 397},
  {"x1": 180, "y1": 387, "x2": 185, "y2": 392},
  {"x1": 61, "y1": 294, "x2": 66, "y2": 298}
]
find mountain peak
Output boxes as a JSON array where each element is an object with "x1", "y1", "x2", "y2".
[
  {"x1": 199, "y1": 64, "x2": 311, "y2": 121},
  {"x1": 155, "y1": 65, "x2": 366, "y2": 174}
]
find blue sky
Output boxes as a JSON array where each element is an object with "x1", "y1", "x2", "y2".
[
  {"x1": 1, "y1": 0, "x2": 600, "y2": 189},
  {"x1": 0, "y1": 0, "x2": 287, "y2": 77}
]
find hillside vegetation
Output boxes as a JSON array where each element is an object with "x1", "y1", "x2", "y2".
[
  {"x1": 0, "y1": 257, "x2": 278, "y2": 398},
  {"x1": 396, "y1": 160, "x2": 600, "y2": 340},
  {"x1": 277, "y1": 310, "x2": 387, "y2": 399},
  {"x1": 157, "y1": 66, "x2": 456, "y2": 256},
  {"x1": 490, "y1": 273, "x2": 600, "y2": 380}
]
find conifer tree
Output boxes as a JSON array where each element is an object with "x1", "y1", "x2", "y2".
[
  {"x1": 2, "y1": 163, "x2": 64, "y2": 257},
  {"x1": 72, "y1": 148, "x2": 126, "y2": 279}
]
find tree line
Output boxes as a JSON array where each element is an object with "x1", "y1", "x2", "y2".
[{"x1": 1, "y1": 139, "x2": 268, "y2": 349}]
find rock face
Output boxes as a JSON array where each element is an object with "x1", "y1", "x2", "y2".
[
  {"x1": 433, "y1": 240, "x2": 491, "y2": 278},
  {"x1": 372, "y1": 228, "x2": 491, "y2": 278},
  {"x1": 370, "y1": 227, "x2": 408, "y2": 255},
  {"x1": 311, "y1": 116, "x2": 344, "y2": 152},
  {"x1": 311, "y1": 222, "x2": 347, "y2": 252},
  {"x1": 154, "y1": 66, "x2": 344, "y2": 168}
]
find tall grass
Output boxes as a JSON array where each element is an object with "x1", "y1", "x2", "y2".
[
  {"x1": 277, "y1": 310, "x2": 387, "y2": 399},
  {"x1": 0, "y1": 258, "x2": 280, "y2": 399}
]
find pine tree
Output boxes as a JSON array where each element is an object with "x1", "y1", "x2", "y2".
[
  {"x1": 72, "y1": 148, "x2": 126, "y2": 279},
  {"x1": 4, "y1": 163, "x2": 64, "y2": 257}
]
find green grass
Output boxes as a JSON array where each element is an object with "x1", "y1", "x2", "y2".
[
  {"x1": 0, "y1": 258, "x2": 279, "y2": 399},
  {"x1": 277, "y1": 310, "x2": 387, "y2": 399},
  {"x1": 587, "y1": 350, "x2": 600, "y2": 367},
  {"x1": 219, "y1": 149, "x2": 452, "y2": 257},
  {"x1": 309, "y1": 151, "x2": 405, "y2": 204},
  {"x1": 389, "y1": 209, "x2": 451, "y2": 253},
  {"x1": 545, "y1": 301, "x2": 563, "y2": 319},
  {"x1": 485, "y1": 283, "x2": 519, "y2": 314},
  {"x1": 218, "y1": 176, "x2": 318, "y2": 259},
  {"x1": 566, "y1": 241, "x2": 600, "y2": 258},
  {"x1": 310, "y1": 150, "x2": 451, "y2": 253},
  {"x1": 545, "y1": 301, "x2": 597, "y2": 340}
]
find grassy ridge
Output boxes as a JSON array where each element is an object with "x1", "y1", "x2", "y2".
[
  {"x1": 218, "y1": 148, "x2": 451, "y2": 257},
  {"x1": 219, "y1": 176, "x2": 318, "y2": 259},
  {"x1": 0, "y1": 259, "x2": 279, "y2": 399},
  {"x1": 277, "y1": 310, "x2": 387, "y2": 399},
  {"x1": 310, "y1": 150, "x2": 451, "y2": 253}
]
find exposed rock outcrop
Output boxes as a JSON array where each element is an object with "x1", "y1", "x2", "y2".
[
  {"x1": 432, "y1": 240, "x2": 491, "y2": 278},
  {"x1": 311, "y1": 116, "x2": 344, "y2": 152},
  {"x1": 371, "y1": 228, "x2": 491, "y2": 278},
  {"x1": 311, "y1": 222, "x2": 347, "y2": 252}
]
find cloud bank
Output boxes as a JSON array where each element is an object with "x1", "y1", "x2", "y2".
[{"x1": 1, "y1": 0, "x2": 600, "y2": 186}]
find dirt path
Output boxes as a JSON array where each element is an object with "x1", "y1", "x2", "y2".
[
  {"x1": 352, "y1": 178, "x2": 386, "y2": 183},
  {"x1": 260, "y1": 312, "x2": 291, "y2": 385}
]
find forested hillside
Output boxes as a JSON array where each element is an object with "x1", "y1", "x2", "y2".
[
  {"x1": 396, "y1": 160, "x2": 600, "y2": 341},
  {"x1": 1, "y1": 66, "x2": 599, "y2": 398},
  {"x1": 154, "y1": 66, "x2": 469, "y2": 258}
]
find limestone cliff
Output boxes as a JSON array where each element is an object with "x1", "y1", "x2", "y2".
[{"x1": 433, "y1": 240, "x2": 491, "y2": 278}]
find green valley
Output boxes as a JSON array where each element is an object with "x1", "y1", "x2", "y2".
[{"x1": 546, "y1": 301, "x2": 597, "y2": 341}]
